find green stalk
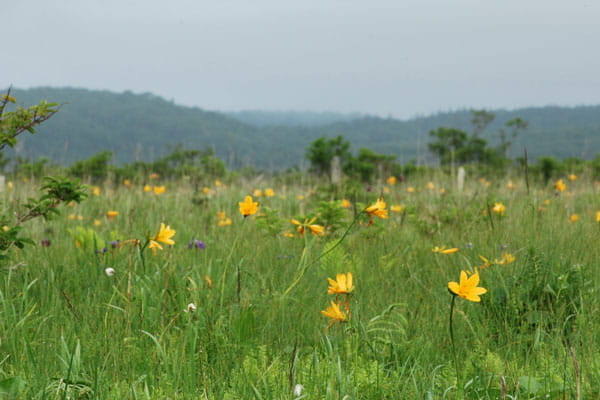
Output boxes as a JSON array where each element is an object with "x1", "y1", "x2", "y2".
[
  {"x1": 138, "y1": 238, "x2": 149, "y2": 272},
  {"x1": 219, "y1": 218, "x2": 245, "y2": 307},
  {"x1": 449, "y1": 294, "x2": 462, "y2": 397}
]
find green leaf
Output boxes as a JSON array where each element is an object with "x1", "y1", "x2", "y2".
[{"x1": 0, "y1": 376, "x2": 27, "y2": 397}]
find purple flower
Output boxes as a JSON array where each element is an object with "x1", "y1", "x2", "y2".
[
  {"x1": 41, "y1": 239, "x2": 51, "y2": 247},
  {"x1": 188, "y1": 239, "x2": 206, "y2": 250},
  {"x1": 109, "y1": 240, "x2": 120, "y2": 249}
]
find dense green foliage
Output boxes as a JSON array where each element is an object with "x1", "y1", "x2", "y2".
[{"x1": 8, "y1": 87, "x2": 600, "y2": 170}]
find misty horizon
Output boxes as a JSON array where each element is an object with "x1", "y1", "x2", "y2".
[{"x1": 5, "y1": 0, "x2": 600, "y2": 119}]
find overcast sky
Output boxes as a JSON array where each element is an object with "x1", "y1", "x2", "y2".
[{"x1": 4, "y1": 0, "x2": 600, "y2": 118}]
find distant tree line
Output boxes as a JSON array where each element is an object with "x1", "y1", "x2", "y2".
[
  {"x1": 9, "y1": 87, "x2": 600, "y2": 170},
  {"x1": 428, "y1": 109, "x2": 528, "y2": 168}
]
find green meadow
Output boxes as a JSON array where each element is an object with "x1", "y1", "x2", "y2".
[{"x1": 1, "y1": 172, "x2": 599, "y2": 399}]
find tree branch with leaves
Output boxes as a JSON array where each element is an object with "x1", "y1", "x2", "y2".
[{"x1": 0, "y1": 87, "x2": 86, "y2": 260}]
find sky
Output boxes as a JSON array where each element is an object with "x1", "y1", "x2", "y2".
[{"x1": 4, "y1": 0, "x2": 600, "y2": 118}]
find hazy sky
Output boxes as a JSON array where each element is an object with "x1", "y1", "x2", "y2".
[{"x1": 5, "y1": 0, "x2": 600, "y2": 118}]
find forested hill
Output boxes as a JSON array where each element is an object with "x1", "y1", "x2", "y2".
[
  {"x1": 224, "y1": 110, "x2": 366, "y2": 127},
  {"x1": 7, "y1": 87, "x2": 600, "y2": 168}
]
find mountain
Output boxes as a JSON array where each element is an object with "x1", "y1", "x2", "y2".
[
  {"x1": 225, "y1": 110, "x2": 365, "y2": 127},
  {"x1": 6, "y1": 87, "x2": 600, "y2": 169},
  {"x1": 8, "y1": 87, "x2": 263, "y2": 167}
]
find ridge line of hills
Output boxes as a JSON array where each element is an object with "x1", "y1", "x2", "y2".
[{"x1": 6, "y1": 87, "x2": 600, "y2": 169}]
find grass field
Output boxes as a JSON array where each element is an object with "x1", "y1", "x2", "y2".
[{"x1": 0, "y1": 172, "x2": 599, "y2": 399}]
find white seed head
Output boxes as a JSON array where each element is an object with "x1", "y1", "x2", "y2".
[
  {"x1": 293, "y1": 384, "x2": 304, "y2": 396},
  {"x1": 187, "y1": 303, "x2": 197, "y2": 312},
  {"x1": 105, "y1": 267, "x2": 115, "y2": 277}
]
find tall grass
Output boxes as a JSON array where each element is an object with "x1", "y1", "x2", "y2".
[{"x1": 0, "y1": 172, "x2": 598, "y2": 399}]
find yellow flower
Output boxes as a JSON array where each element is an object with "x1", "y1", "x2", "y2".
[
  {"x1": 496, "y1": 253, "x2": 515, "y2": 265},
  {"x1": 383, "y1": 186, "x2": 390, "y2": 194},
  {"x1": 253, "y1": 189, "x2": 263, "y2": 198},
  {"x1": 439, "y1": 188, "x2": 446, "y2": 194},
  {"x1": 143, "y1": 185, "x2": 152, "y2": 192},
  {"x1": 77, "y1": 215, "x2": 84, "y2": 221},
  {"x1": 205, "y1": 275, "x2": 213, "y2": 289},
  {"x1": 543, "y1": 199, "x2": 551, "y2": 206},
  {"x1": 149, "y1": 173, "x2": 160, "y2": 180},
  {"x1": 387, "y1": 176, "x2": 397, "y2": 185},
  {"x1": 327, "y1": 272, "x2": 354, "y2": 295},
  {"x1": 321, "y1": 301, "x2": 347, "y2": 323},
  {"x1": 265, "y1": 188, "x2": 275, "y2": 197},
  {"x1": 390, "y1": 205, "x2": 403, "y2": 213},
  {"x1": 123, "y1": 179, "x2": 132, "y2": 187},
  {"x1": 202, "y1": 187, "x2": 212, "y2": 195},
  {"x1": 7, "y1": 181, "x2": 13, "y2": 190},
  {"x1": 148, "y1": 240, "x2": 163, "y2": 255},
  {"x1": 569, "y1": 214, "x2": 579, "y2": 223},
  {"x1": 216, "y1": 211, "x2": 230, "y2": 225},
  {"x1": 91, "y1": 186, "x2": 101, "y2": 196},
  {"x1": 239, "y1": 196, "x2": 259, "y2": 217},
  {"x1": 93, "y1": 219, "x2": 101, "y2": 227},
  {"x1": 68, "y1": 214, "x2": 76, "y2": 220},
  {"x1": 595, "y1": 211, "x2": 600, "y2": 223},
  {"x1": 441, "y1": 247, "x2": 458, "y2": 254},
  {"x1": 448, "y1": 270, "x2": 487, "y2": 302},
  {"x1": 555, "y1": 179, "x2": 566, "y2": 192},
  {"x1": 296, "y1": 195, "x2": 305, "y2": 200},
  {"x1": 478, "y1": 255, "x2": 491, "y2": 269},
  {"x1": 407, "y1": 187, "x2": 415, "y2": 193},
  {"x1": 106, "y1": 210, "x2": 119, "y2": 221},
  {"x1": 365, "y1": 198, "x2": 388, "y2": 219},
  {"x1": 432, "y1": 246, "x2": 458, "y2": 254},
  {"x1": 291, "y1": 218, "x2": 325, "y2": 236},
  {"x1": 218, "y1": 217, "x2": 232, "y2": 226},
  {"x1": 153, "y1": 185, "x2": 166, "y2": 195},
  {"x1": 426, "y1": 182, "x2": 435, "y2": 190},
  {"x1": 153, "y1": 223, "x2": 176, "y2": 245},
  {"x1": 214, "y1": 179, "x2": 222, "y2": 187},
  {"x1": 341, "y1": 199, "x2": 352, "y2": 208},
  {"x1": 568, "y1": 174, "x2": 577, "y2": 181},
  {"x1": 308, "y1": 224, "x2": 325, "y2": 236},
  {"x1": 506, "y1": 180, "x2": 516, "y2": 190},
  {"x1": 492, "y1": 202, "x2": 506, "y2": 214},
  {"x1": 283, "y1": 231, "x2": 295, "y2": 238}
]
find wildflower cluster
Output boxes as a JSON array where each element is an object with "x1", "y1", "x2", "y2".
[
  {"x1": 216, "y1": 211, "x2": 232, "y2": 226},
  {"x1": 321, "y1": 272, "x2": 354, "y2": 325}
]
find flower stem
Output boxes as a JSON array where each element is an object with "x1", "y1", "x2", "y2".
[
  {"x1": 139, "y1": 238, "x2": 149, "y2": 272},
  {"x1": 449, "y1": 295, "x2": 462, "y2": 396},
  {"x1": 219, "y1": 218, "x2": 245, "y2": 307}
]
